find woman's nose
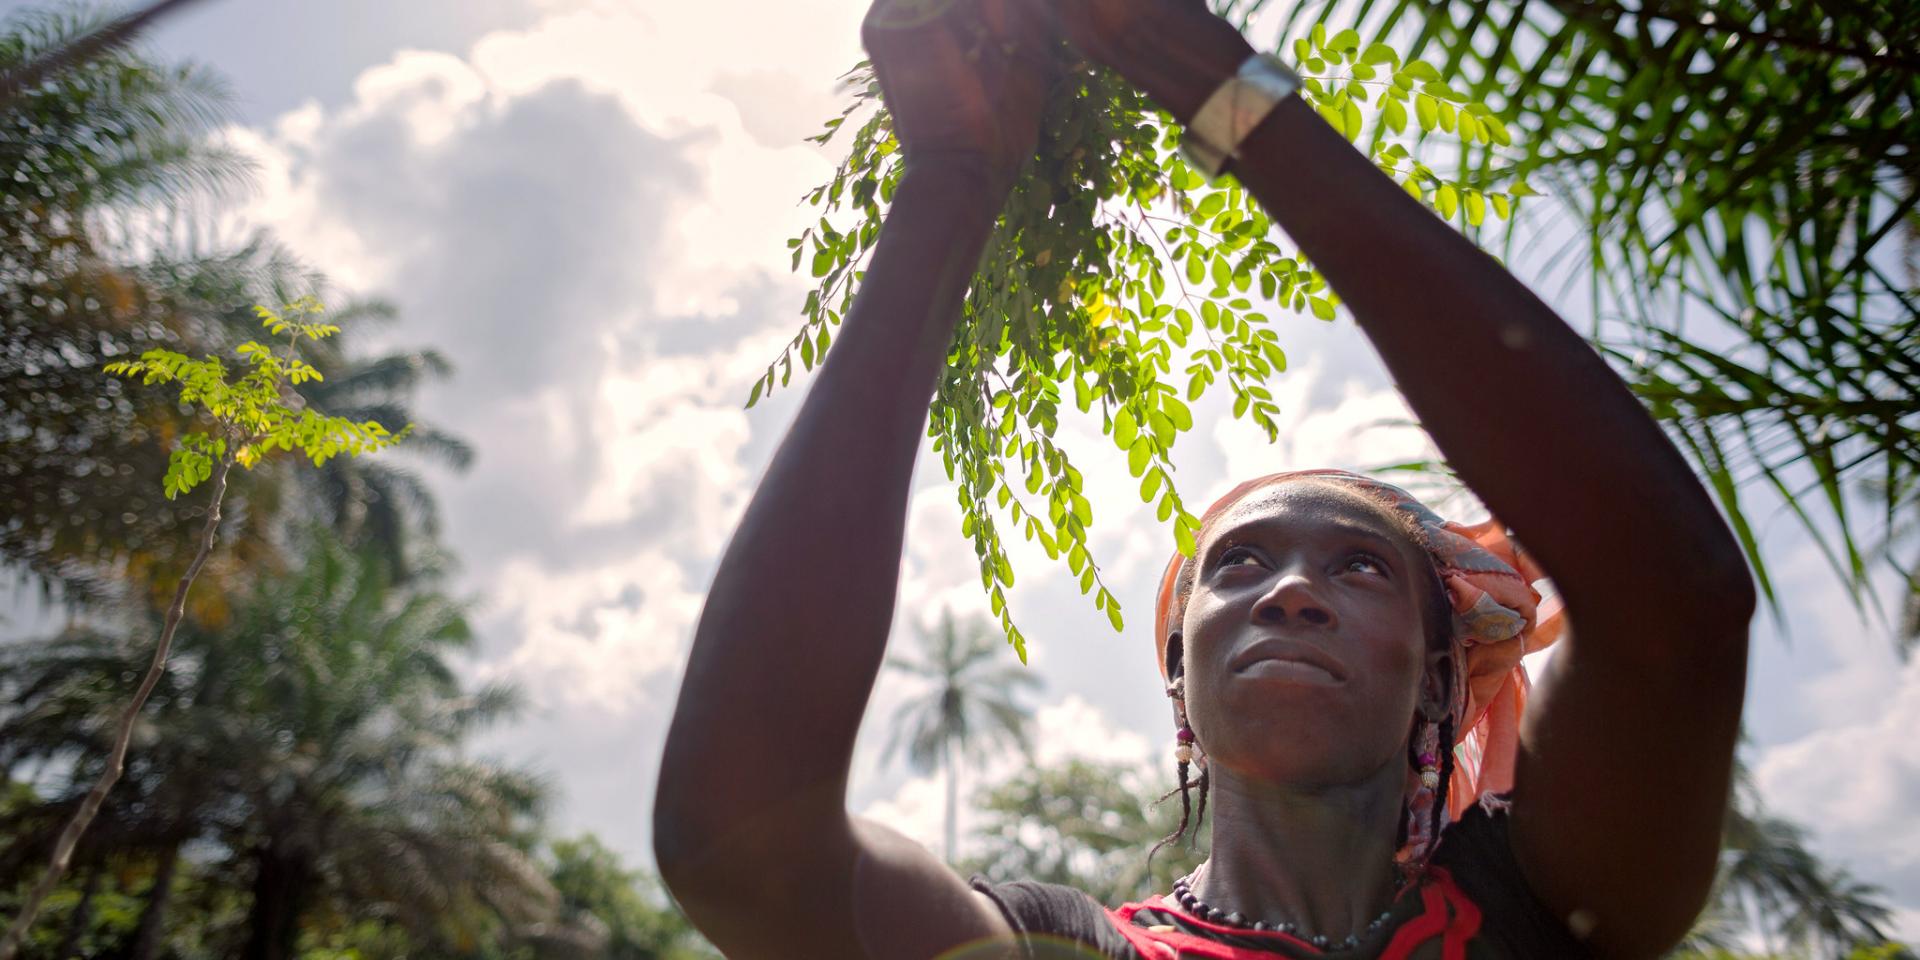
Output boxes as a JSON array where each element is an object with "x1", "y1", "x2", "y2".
[{"x1": 1253, "y1": 573, "x2": 1336, "y2": 627}]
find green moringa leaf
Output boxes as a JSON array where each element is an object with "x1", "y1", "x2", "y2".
[{"x1": 765, "y1": 35, "x2": 1520, "y2": 655}]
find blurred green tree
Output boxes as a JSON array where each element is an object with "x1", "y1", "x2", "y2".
[
  {"x1": 0, "y1": 531, "x2": 554, "y2": 960},
  {"x1": 0, "y1": 6, "x2": 469, "y2": 613},
  {"x1": 0, "y1": 1, "x2": 251, "y2": 604},
  {"x1": 531, "y1": 834, "x2": 717, "y2": 960},
  {"x1": 3, "y1": 294, "x2": 413, "y2": 958},
  {"x1": 963, "y1": 757, "x2": 1197, "y2": 907}
]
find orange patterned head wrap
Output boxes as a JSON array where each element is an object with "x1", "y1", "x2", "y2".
[{"x1": 1152, "y1": 470, "x2": 1566, "y2": 851}]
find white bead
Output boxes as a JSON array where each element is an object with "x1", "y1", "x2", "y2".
[
  {"x1": 1174, "y1": 743, "x2": 1194, "y2": 763},
  {"x1": 1421, "y1": 770, "x2": 1441, "y2": 790}
]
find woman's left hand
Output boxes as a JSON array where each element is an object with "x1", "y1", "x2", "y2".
[{"x1": 863, "y1": 0, "x2": 1057, "y2": 194}]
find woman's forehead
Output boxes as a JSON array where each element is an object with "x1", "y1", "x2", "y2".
[{"x1": 1204, "y1": 481, "x2": 1408, "y2": 550}]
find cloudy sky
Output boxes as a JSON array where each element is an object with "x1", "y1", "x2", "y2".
[{"x1": 11, "y1": 0, "x2": 1915, "y2": 939}]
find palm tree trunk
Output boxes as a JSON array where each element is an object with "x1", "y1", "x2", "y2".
[
  {"x1": 240, "y1": 843, "x2": 313, "y2": 960},
  {"x1": 943, "y1": 740, "x2": 957, "y2": 864},
  {"x1": 129, "y1": 838, "x2": 183, "y2": 960}
]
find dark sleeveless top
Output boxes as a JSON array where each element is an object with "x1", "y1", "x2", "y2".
[{"x1": 969, "y1": 799, "x2": 1592, "y2": 959}]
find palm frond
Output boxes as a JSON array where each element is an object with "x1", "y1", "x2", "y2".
[{"x1": 1246, "y1": 0, "x2": 1919, "y2": 633}]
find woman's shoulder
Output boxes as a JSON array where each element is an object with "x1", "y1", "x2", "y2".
[
  {"x1": 1430, "y1": 794, "x2": 1596, "y2": 958},
  {"x1": 968, "y1": 876, "x2": 1141, "y2": 959}
]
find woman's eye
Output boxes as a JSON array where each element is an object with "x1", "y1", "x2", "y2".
[
  {"x1": 1220, "y1": 547, "x2": 1263, "y2": 568},
  {"x1": 1344, "y1": 555, "x2": 1387, "y2": 575}
]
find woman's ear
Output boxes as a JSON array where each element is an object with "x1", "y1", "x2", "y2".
[
  {"x1": 1163, "y1": 631, "x2": 1185, "y2": 689},
  {"x1": 1418, "y1": 649, "x2": 1454, "y2": 722}
]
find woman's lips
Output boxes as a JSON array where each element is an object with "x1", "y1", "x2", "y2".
[
  {"x1": 1228, "y1": 636, "x2": 1348, "y2": 685},
  {"x1": 1236, "y1": 657, "x2": 1342, "y2": 685}
]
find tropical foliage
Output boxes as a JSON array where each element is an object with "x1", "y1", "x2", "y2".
[
  {"x1": 0, "y1": 531, "x2": 551, "y2": 959},
  {"x1": 2, "y1": 0, "x2": 1914, "y2": 954},
  {"x1": 769, "y1": 25, "x2": 1528, "y2": 657},
  {"x1": 774, "y1": 0, "x2": 1918, "y2": 655},
  {"x1": 0, "y1": 2, "x2": 251, "y2": 603},
  {"x1": 533, "y1": 834, "x2": 719, "y2": 960},
  {"x1": 0, "y1": 6, "x2": 708, "y2": 956},
  {"x1": 1224, "y1": 0, "x2": 1916, "y2": 620},
  {"x1": 1674, "y1": 763, "x2": 1902, "y2": 959},
  {"x1": 1, "y1": 292, "x2": 420, "y2": 956},
  {"x1": 1, "y1": 13, "x2": 464, "y2": 941},
  {"x1": 0, "y1": 8, "x2": 464, "y2": 611}
]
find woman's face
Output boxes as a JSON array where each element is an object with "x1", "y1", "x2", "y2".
[{"x1": 1177, "y1": 482, "x2": 1441, "y2": 789}]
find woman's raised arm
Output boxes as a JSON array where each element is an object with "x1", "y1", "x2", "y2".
[
  {"x1": 652, "y1": 3, "x2": 1055, "y2": 958},
  {"x1": 1051, "y1": 3, "x2": 1756, "y2": 957}
]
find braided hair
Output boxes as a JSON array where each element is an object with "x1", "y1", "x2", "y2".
[
  {"x1": 1428, "y1": 714, "x2": 1457, "y2": 845},
  {"x1": 1149, "y1": 756, "x2": 1209, "y2": 867}
]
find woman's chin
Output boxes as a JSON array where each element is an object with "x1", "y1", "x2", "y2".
[
  {"x1": 1202, "y1": 715, "x2": 1403, "y2": 786},
  {"x1": 1208, "y1": 753, "x2": 1392, "y2": 792}
]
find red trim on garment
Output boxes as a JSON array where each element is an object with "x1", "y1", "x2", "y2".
[
  {"x1": 1436, "y1": 869, "x2": 1482, "y2": 960},
  {"x1": 1105, "y1": 868, "x2": 1481, "y2": 959}
]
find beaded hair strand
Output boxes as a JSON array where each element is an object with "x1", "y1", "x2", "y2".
[
  {"x1": 1148, "y1": 756, "x2": 1215, "y2": 868},
  {"x1": 1428, "y1": 715, "x2": 1457, "y2": 847},
  {"x1": 1193, "y1": 765, "x2": 1211, "y2": 844},
  {"x1": 1396, "y1": 732, "x2": 1421, "y2": 851},
  {"x1": 1148, "y1": 758, "x2": 1196, "y2": 868}
]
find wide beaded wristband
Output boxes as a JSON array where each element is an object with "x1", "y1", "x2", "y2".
[{"x1": 1178, "y1": 53, "x2": 1303, "y2": 179}]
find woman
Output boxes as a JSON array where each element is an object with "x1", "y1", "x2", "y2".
[{"x1": 653, "y1": 0, "x2": 1755, "y2": 957}]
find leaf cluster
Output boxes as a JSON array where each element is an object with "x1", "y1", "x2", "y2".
[
  {"x1": 762, "y1": 32, "x2": 1526, "y2": 657},
  {"x1": 103, "y1": 298, "x2": 409, "y2": 500}
]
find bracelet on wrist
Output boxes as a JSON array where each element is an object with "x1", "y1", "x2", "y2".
[{"x1": 1178, "y1": 53, "x2": 1303, "y2": 179}]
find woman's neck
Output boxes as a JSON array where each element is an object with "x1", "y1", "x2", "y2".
[{"x1": 1190, "y1": 761, "x2": 1408, "y2": 940}]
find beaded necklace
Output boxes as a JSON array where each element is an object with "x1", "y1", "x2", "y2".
[{"x1": 1169, "y1": 872, "x2": 1403, "y2": 950}]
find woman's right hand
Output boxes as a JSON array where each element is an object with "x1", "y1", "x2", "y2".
[
  {"x1": 1041, "y1": 0, "x2": 1253, "y2": 123},
  {"x1": 862, "y1": 0, "x2": 1055, "y2": 194}
]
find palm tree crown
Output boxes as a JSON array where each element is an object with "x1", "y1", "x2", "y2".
[{"x1": 882, "y1": 609, "x2": 1041, "y2": 862}]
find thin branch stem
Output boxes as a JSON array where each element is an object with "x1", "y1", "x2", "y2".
[{"x1": 0, "y1": 451, "x2": 235, "y2": 960}]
